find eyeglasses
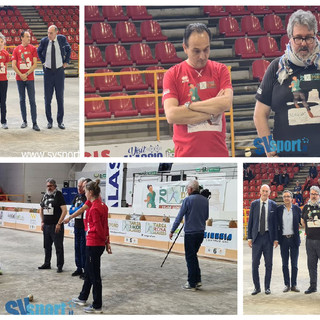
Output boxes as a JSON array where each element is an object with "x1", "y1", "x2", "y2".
[
  {"x1": 292, "y1": 36, "x2": 316, "y2": 45},
  {"x1": 310, "y1": 193, "x2": 319, "y2": 196}
]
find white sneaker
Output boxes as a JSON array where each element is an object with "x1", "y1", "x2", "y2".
[
  {"x1": 84, "y1": 305, "x2": 103, "y2": 313},
  {"x1": 196, "y1": 282, "x2": 202, "y2": 288},
  {"x1": 2, "y1": 123, "x2": 8, "y2": 129},
  {"x1": 72, "y1": 297, "x2": 87, "y2": 306},
  {"x1": 182, "y1": 282, "x2": 197, "y2": 292}
]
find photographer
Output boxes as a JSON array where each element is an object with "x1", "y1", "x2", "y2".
[{"x1": 169, "y1": 180, "x2": 209, "y2": 291}]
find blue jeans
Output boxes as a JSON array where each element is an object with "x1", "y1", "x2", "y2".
[
  {"x1": 74, "y1": 227, "x2": 86, "y2": 272},
  {"x1": 16, "y1": 80, "x2": 37, "y2": 124},
  {"x1": 184, "y1": 232, "x2": 204, "y2": 288}
]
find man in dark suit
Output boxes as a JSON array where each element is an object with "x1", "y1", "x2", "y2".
[
  {"x1": 248, "y1": 184, "x2": 278, "y2": 295},
  {"x1": 37, "y1": 25, "x2": 71, "y2": 130},
  {"x1": 277, "y1": 190, "x2": 301, "y2": 293}
]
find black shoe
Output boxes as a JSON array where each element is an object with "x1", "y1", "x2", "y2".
[
  {"x1": 21, "y1": 121, "x2": 27, "y2": 128},
  {"x1": 72, "y1": 270, "x2": 82, "y2": 276},
  {"x1": 265, "y1": 288, "x2": 271, "y2": 295},
  {"x1": 58, "y1": 123, "x2": 65, "y2": 130},
  {"x1": 283, "y1": 285, "x2": 290, "y2": 293},
  {"x1": 251, "y1": 288, "x2": 261, "y2": 295},
  {"x1": 38, "y1": 264, "x2": 51, "y2": 270},
  {"x1": 305, "y1": 287, "x2": 317, "y2": 294},
  {"x1": 47, "y1": 123, "x2": 52, "y2": 129},
  {"x1": 57, "y1": 268, "x2": 63, "y2": 273},
  {"x1": 291, "y1": 286, "x2": 300, "y2": 292},
  {"x1": 33, "y1": 123, "x2": 40, "y2": 131},
  {"x1": 80, "y1": 274, "x2": 85, "y2": 280}
]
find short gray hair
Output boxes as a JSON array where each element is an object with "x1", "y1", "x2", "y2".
[
  {"x1": 287, "y1": 10, "x2": 318, "y2": 38},
  {"x1": 310, "y1": 186, "x2": 320, "y2": 195},
  {"x1": 78, "y1": 177, "x2": 86, "y2": 184},
  {"x1": 48, "y1": 25, "x2": 58, "y2": 32},
  {"x1": 187, "y1": 180, "x2": 199, "y2": 191},
  {"x1": 46, "y1": 178, "x2": 57, "y2": 187},
  {"x1": 283, "y1": 190, "x2": 293, "y2": 198},
  {"x1": 0, "y1": 33, "x2": 6, "y2": 43}
]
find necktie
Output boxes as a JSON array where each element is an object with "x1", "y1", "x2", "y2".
[
  {"x1": 51, "y1": 40, "x2": 56, "y2": 71},
  {"x1": 260, "y1": 202, "x2": 266, "y2": 235}
]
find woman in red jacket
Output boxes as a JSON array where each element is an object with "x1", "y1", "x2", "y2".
[{"x1": 72, "y1": 179, "x2": 112, "y2": 313}]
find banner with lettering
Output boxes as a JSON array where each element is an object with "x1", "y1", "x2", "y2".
[{"x1": 105, "y1": 163, "x2": 123, "y2": 208}]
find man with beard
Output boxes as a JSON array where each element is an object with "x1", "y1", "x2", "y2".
[
  {"x1": 301, "y1": 186, "x2": 320, "y2": 294},
  {"x1": 39, "y1": 178, "x2": 67, "y2": 273},
  {"x1": 254, "y1": 10, "x2": 320, "y2": 157}
]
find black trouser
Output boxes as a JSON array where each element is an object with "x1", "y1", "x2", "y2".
[
  {"x1": 306, "y1": 238, "x2": 320, "y2": 289},
  {"x1": 43, "y1": 224, "x2": 64, "y2": 268},
  {"x1": 0, "y1": 80, "x2": 8, "y2": 124},
  {"x1": 79, "y1": 246, "x2": 105, "y2": 309}
]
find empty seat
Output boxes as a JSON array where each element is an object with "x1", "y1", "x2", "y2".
[
  {"x1": 252, "y1": 59, "x2": 271, "y2": 82},
  {"x1": 102, "y1": 6, "x2": 128, "y2": 21},
  {"x1": 155, "y1": 42, "x2": 182, "y2": 64},
  {"x1": 71, "y1": 43, "x2": 79, "y2": 52},
  {"x1": 130, "y1": 43, "x2": 158, "y2": 65},
  {"x1": 85, "y1": 6, "x2": 103, "y2": 22},
  {"x1": 85, "y1": 45, "x2": 106, "y2": 68},
  {"x1": 109, "y1": 92, "x2": 139, "y2": 117},
  {"x1": 203, "y1": 6, "x2": 228, "y2": 17},
  {"x1": 145, "y1": 66, "x2": 165, "y2": 89},
  {"x1": 258, "y1": 36, "x2": 283, "y2": 57},
  {"x1": 126, "y1": 6, "x2": 152, "y2": 20},
  {"x1": 247, "y1": 6, "x2": 272, "y2": 15},
  {"x1": 241, "y1": 16, "x2": 267, "y2": 36},
  {"x1": 219, "y1": 17, "x2": 245, "y2": 37},
  {"x1": 140, "y1": 20, "x2": 167, "y2": 41},
  {"x1": 85, "y1": 73, "x2": 96, "y2": 93},
  {"x1": 94, "y1": 68, "x2": 122, "y2": 92},
  {"x1": 91, "y1": 22, "x2": 118, "y2": 44},
  {"x1": 225, "y1": 6, "x2": 250, "y2": 16},
  {"x1": 70, "y1": 51, "x2": 78, "y2": 60},
  {"x1": 280, "y1": 34, "x2": 289, "y2": 52},
  {"x1": 105, "y1": 44, "x2": 132, "y2": 66},
  {"x1": 120, "y1": 67, "x2": 148, "y2": 91},
  {"x1": 85, "y1": 26, "x2": 93, "y2": 44},
  {"x1": 85, "y1": 94, "x2": 111, "y2": 119},
  {"x1": 235, "y1": 38, "x2": 262, "y2": 59},
  {"x1": 263, "y1": 14, "x2": 286, "y2": 35},
  {"x1": 135, "y1": 91, "x2": 164, "y2": 115},
  {"x1": 116, "y1": 21, "x2": 142, "y2": 43},
  {"x1": 269, "y1": 6, "x2": 293, "y2": 14}
]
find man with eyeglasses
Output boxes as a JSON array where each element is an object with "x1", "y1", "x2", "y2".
[
  {"x1": 277, "y1": 190, "x2": 301, "y2": 293},
  {"x1": 38, "y1": 178, "x2": 67, "y2": 273},
  {"x1": 301, "y1": 185, "x2": 320, "y2": 294},
  {"x1": 254, "y1": 10, "x2": 320, "y2": 157}
]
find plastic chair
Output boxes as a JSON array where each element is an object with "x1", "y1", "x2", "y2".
[
  {"x1": 130, "y1": 43, "x2": 158, "y2": 65},
  {"x1": 252, "y1": 59, "x2": 271, "y2": 82},
  {"x1": 105, "y1": 44, "x2": 132, "y2": 66},
  {"x1": 247, "y1": 6, "x2": 272, "y2": 15},
  {"x1": 94, "y1": 68, "x2": 122, "y2": 92},
  {"x1": 140, "y1": 20, "x2": 167, "y2": 41},
  {"x1": 102, "y1": 6, "x2": 128, "y2": 21},
  {"x1": 225, "y1": 6, "x2": 250, "y2": 16},
  {"x1": 235, "y1": 38, "x2": 262, "y2": 59},
  {"x1": 280, "y1": 34, "x2": 289, "y2": 52},
  {"x1": 126, "y1": 6, "x2": 152, "y2": 20},
  {"x1": 203, "y1": 6, "x2": 228, "y2": 17},
  {"x1": 115, "y1": 21, "x2": 142, "y2": 43},
  {"x1": 120, "y1": 67, "x2": 148, "y2": 91},
  {"x1": 85, "y1": 94, "x2": 111, "y2": 119},
  {"x1": 85, "y1": 45, "x2": 106, "y2": 68},
  {"x1": 155, "y1": 42, "x2": 182, "y2": 64},
  {"x1": 91, "y1": 22, "x2": 118, "y2": 44},
  {"x1": 66, "y1": 35, "x2": 74, "y2": 44},
  {"x1": 269, "y1": 6, "x2": 293, "y2": 14},
  {"x1": 219, "y1": 17, "x2": 245, "y2": 37},
  {"x1": 263, "y1": 14, "x2": 286, "y2": 35},
  {"x1": 84, "y1": 73, "x2": 96, "y2": 93},
  {"x1": 70, "y1": 51, "x2": 78, "y2": 60},
  {"x1": 109, "y1": 92, "x2": 139, "y2": 117},
  {"x1": 85, "y1": 6, "x2": 103, "y2": 22},
  {"x1": 71, "y1": 43, "x2": 79, "y2": 52},
  {"x1": 135, "y1": 91, "x2": 164, "y2": 115},
  {"x1": 258, "y1": 36, "x2": 283, "y2": 57},
  {"x1": 145, "y1": 66, "x2": 165, "y2": 89},
  {"x1": 241, "y1": 16, "x2": 267, "y2": 36}
]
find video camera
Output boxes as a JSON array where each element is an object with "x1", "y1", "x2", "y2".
[{"x1": 200, "y1": 188, "x2": 211, "y2": 199}]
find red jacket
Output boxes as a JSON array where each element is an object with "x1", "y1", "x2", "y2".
[{"x1": 86, "y1": 199, "x2": 109, "y2": 246}]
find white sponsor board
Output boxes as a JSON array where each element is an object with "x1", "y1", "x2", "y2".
[{"x1": 106, "y1": 163, "x2": 123, "y2": 208}]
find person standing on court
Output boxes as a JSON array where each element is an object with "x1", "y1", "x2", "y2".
[
  {"x1": 301, "y1": 186, "x2": 320, "y2": 294},
  {"x1": 247, "y1": 184, "x2": 278, "y2": 295},
  {"x1": 169, "y1": 180, "x2": 209, "y2": 291},
  {"x1": 277, "y1": 190, "x2": 301, "y2": 293},
  {"x1": 37, "y1": 25, "x2": 71, "y2": 130},
  {"x1": 162, "y1": 23, "x2": 233, "y2": 157},
  {"x1": 38, "y1": 178, "x2": 67, "y2": 273},
  {"x1": 11, "y1": 30, "x2": 40, "y2": 131}
]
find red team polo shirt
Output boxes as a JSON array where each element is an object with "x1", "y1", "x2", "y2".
[
  {"x1": 162, "y1": 60, "x2": 233, "y2": 157},
  {"x1": 11, "y1": 44, "x2": 38, "y2": 81},
  {"x1": 0, "y1": 49, "x2": 10, "y2": 81}
]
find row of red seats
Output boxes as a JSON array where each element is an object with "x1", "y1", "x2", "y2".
[
  {"x1": 86, "y1": 6, "x2": 152, "y2": 22},
  {"x1": 46, "y1": 20, "x2": 78, "y2": 30},
  {"x1": 245, "y1": 185, "x2": 284, "y2": 193},
  {"x1": 36, "y1": 7, "x2": 79, "y2": 16},
  {"x1": 0, "y1": 8, "x2": 21, "y2": 16},
  {"x1": 85, "y1": 42, "x2": 182, "y2": 68},
  {"x1": 249, "y1": 166, "x2": 298, "y2": 174},
  {"x1": 85, "y1": 91, "x2": 164, "y2": 119},
  {"x1": 0, "y1": 22, "x2": 29, "y2": 29},
  {"x1": 0, "y1": 15, "x2": 25, "y2": 24},
  {"x1": 86, "y1": 20, "x2": 167, "y2": 44},
  {"x1": 244, "y1": 191, "x2": 279, "y2": 200},
  {"x1": 247, "y1": 163, "x2": 298, "y2": 169}
]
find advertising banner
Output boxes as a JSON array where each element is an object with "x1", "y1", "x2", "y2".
[{"x1": 105, "y1": 163, "x2": 123, "y2": 208}]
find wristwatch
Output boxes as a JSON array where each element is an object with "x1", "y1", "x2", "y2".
[{"x1": 184, "y1": 101, "x2": 191, "y2": 109}]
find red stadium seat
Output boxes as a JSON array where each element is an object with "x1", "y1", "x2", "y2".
[
  {"x1": 155, "y1": 42, "x2": 182, "y2": 64},
  {"x1": 261, "y1": 173, "x2": 268, "y2": 180},
  {"x1": 225, "y1": 6, "x2": 250, "y2": 16},
  {"x1": 68, "y1": 28, "x2": 77, "y2": 36},
  {"x1": 102, "y1": 6, "x2": 128, "y2": 21},
  {"x1": 289, "y1": 173, "x2": 294, "y2": 179},
  {"x1": 263, "y1": 14, "x2": 286, "y2": 35},
  {"x1": 277, "y1": 185, "x2": 284, "y2": 192},
  {"x1": 145, "y1": 66, "x2": 165, "y2": 89},
  {"x1": 116, "y1": 21, "x2": 142, "y2": 43},
  {"x1": 243, "y1": 199, "x2": 250, "y2": 208},
  {"x1": 243, "y1": 193, "x2": 249, "y2": 200},
  {"x1": 303, "y1": 190, "x2": 310, "y2": 199},
  {"x1": 0, "y1": 22, "x2": 4, "y2": 29},
  {"x1": 249, "y1": 192, "x2": 256, "y2": 199},
  {"x1": 243, "y1": 186, "x2": 249, "y2": 192},
  {"x1": 135, "y1": 91, "x2": 164, "y2": 115},
  {"x1": 94, "y1": 68, "x2": 122, "y2": 92},
  {"x1": 247, "y1": 6, "x2": 272, "y2": 15},
  {"x1": 219, "y1": 17, "x2": 245, "y2": 37},
  {"x1": 71, "y1": 43, "x2": 78, "y2": 52},
  {"x1": 31, "y1": 36, "x2": 38, "y2": 45},
  {"x1": 270, "y1": 191, "x2": 278, "y2": 199},
  {"x1": 241, "y1": 16, "x2": 267, "y2": 36},
  {"x1": 85, "y1": 45, "x2": 106, "y2": 68},
  {"x1": 130, "y1": 43, "x2": 158, "y2": 65},
  {"x1": 203, "y1": 6, "x2": 228, "y2": 17},
  {"x1": 105, "y1": 44, "x2": 132, "y2": 67},
  {"x1": 255, "y1": 174, "x2": 261, "y2": 180},
  {"x1": 109, "y1": 92, "x2": 139, "y2": 117},
  {"x1": 5, "y1": 36, "x2": 13, "y2": 46},
  {"x1": 120, "y1": 67, "x2": 148, "y2": 91},
  {"x1": 269, "y1": 6, "x2": 293, "y2": 14},
  {"x1": 85, "y1": 6, "x2": 103, "y2": 22},
  {"x1": 70, "y1": 51, "x2": 78, "y2": 60},
  {"x1": 258, "y1": 36, "x2": 283, "y2": 57},
  {"x1": 85, "y1": 94, "x2": 111, "y2": 119},
  {"x1": 13, "y1": 22, "x2": 22, "y2": 29},
  {"x1": 252, "y1": 59, "x2": 271, "y2": 82},
  {"x1": 255, "y1": 179, "x2": 262, "y2": 187},
  {"x1": 243, "y1": 180, "x2": 249, "y2": 186},
  {"x1": 270, "y1": 185, "x2": 277, "y2": 192},
  {"x1": 66, "y1": 35, "x2": 74, "y2": 44},
  {"x1": 249, "y1": 186, "x2": 256, "y2": 192},
  {"x1": 74, "y1": 35, "x2": 79, "y2": 43},
  {"x1": 235, "y1": 38, "x2": 262, "y2": 59},
  {"x1": 280, "y1": 34, "x2": 289, "y2": 52},
  {"x1": 2, "y1": 29, "x2": 9, "y2": 37},
  {"x1": 14, "y1": 36, "x2": 21, "y2": 45},
  {"x1": 10, "y1": 29, "x2": 17, "y2": 37},
  {"x1": 249, "y1": 180, "x2": 255, "y2": 186},
  {"x1": 6, "y1": 22, "x2": 13, "y2": 30},
  {"x1": 84, "y1": 73, "x2": 96, "y2": 93},
  {"x1": 91, "y1": 22, "x2": 118, "y2": 44},
  {"x1": 140, "y1": 20, "x2": 167, "y2": 41},
  {"x1": 126, "y1": 6, "x2": 152, "y2": 20}
]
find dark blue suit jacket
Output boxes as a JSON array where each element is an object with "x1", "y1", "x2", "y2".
[
  {"x1": 248, "y1": 199, "x2": 278, "y2": 244},
  {"x1": 37, "y1": 34, "x2": 71, "y2": 65},
  {"x1": 277, "y1": 204, "x2": 301, "y2": 247}
]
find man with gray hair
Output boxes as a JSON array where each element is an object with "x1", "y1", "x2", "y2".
[
  {"x1": 39, "y1": 178, "x2": 67, "y2": 272},
  {"x1": 169, "y1": 179, "x2": 209, "y2": 291},
  {"x1": 254, "y1": 9, "x2": 320, "y2": 157},
  {"x1": 301, "y1": 185, "x2": 320, "y2": 294}
]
